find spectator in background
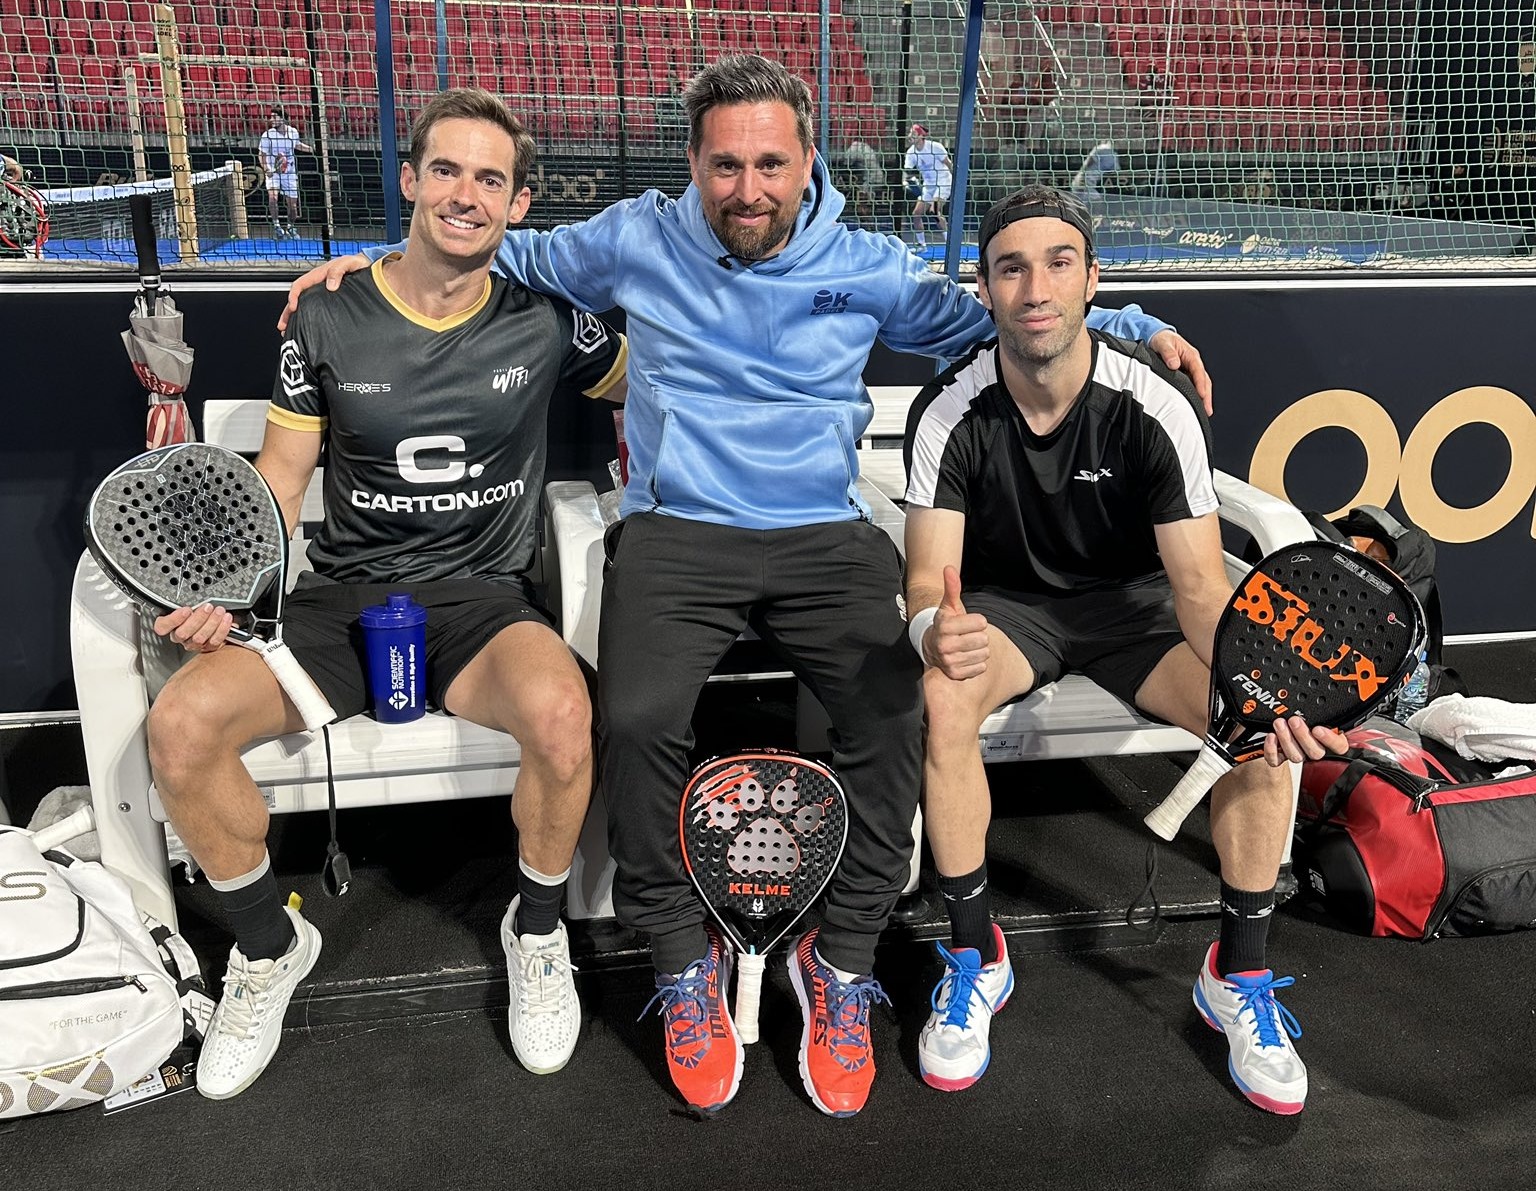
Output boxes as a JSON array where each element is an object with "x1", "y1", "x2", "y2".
[
  {"x1": 259, "y1": 107, "x2": 312, "y2": 239},
  {"x1": 1239, "y1": 168, "x2": 1277, "y2": 204},
  {"x1": 903, "y1": 122, "x2": 951, "y2": 251},
  {"x1": 655, "y1": 77, "x2": 688, "y2": 151},
  {"x1": 840, "y1": 138, "x2": 884, "y2": 227},
  {"x1": 1070, "y1": 140, "x2": 1120, "y2": 200},
  {"x1": 1138, "y1": 63, "x2": 1174, "y2": 107}
]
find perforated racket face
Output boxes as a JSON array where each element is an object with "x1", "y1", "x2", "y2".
[
  {"x1": 1211, "y1": 540, "x2": 1424, "y2": 746},
  {"x1": 85, "y1": 443, "x2": 285, "y2": 612},
  {"x1": 680, "y1": 752, "x2": 849, "y2": 953}
]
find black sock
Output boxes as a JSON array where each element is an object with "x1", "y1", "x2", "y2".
[
  {"x1": 651, "y1": 923, "x2": 711, "y2": 979},
  {"x1": 938, "y1": 862, "x2": 997, "y2": 964},
  {"x1": 513, "y1": 860, "x2": 568, "y2": 937},
  {"x1": 1217, "y1": 881, "x2": 1276, "y2": 975},
  {"x1": 210, "y1": 858, "x2": 295, "y2": 962}
]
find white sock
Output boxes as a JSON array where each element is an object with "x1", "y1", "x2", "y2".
[{"x1": 817, "y1": 947, "x2": 864, "y2": 984}]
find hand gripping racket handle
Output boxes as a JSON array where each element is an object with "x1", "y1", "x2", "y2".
[
  {"x1": 735, "y1": 951, "x2": 766, "y2": 1045},
  {"x1": 1143, "y1": 745, "x2": 1234, "y2": 841},
  {"x1": 236, "y1": 635, "x2": 338, "y2": 731}
]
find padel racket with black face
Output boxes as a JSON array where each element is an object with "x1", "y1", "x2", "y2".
[
  {"x1": 680, "y1": 751, "x2": 848, "y2": 1045},
  {"x1": 84, "y1": 442, "x2": 336, "y2": 731},
  {"x1": 1144, "y1": 539, "x2": 1425, "y2": 841}
]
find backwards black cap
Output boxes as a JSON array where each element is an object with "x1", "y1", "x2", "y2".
[{"x1": 977, "y1": 188, "x2": 1097, "y2": 268}]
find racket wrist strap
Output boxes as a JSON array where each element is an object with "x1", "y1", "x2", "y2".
[
  {"x1": 907, "y1": 606, "x2": 938, "y2": 663},
  {"x1": 319, "y1": 724, "x2": 350, "y2": 897}
]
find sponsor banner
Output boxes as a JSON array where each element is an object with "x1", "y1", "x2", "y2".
[
  {"x1": 3, "y1": 280, "x2": 1533, "y2": 713},
  {"x1": 1091, "y1": 284, "x2": 1536, "y2": 636},
  {"x1": 1088, "y1": 196, "x2": 1531, "y2": 265}
]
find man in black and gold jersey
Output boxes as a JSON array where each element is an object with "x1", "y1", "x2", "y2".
[
  {"x1": 145, "y1": 90, "x2": 626, "y2": 1098},
  {"x1": 902, "y1": 186, "x2": 1344, "y2": 1114}
]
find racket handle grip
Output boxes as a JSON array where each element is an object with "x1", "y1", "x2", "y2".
[
  {"x1": 242, "y1": 638, "x2": 338, "y2": 731},
  {"x1": 735, "y1": 951, "x2": 766, "y2": 1046},
  {"x1": 31, "y1": 805, "x2": 98, "y2": 853},
  {"x1": 1144, "y1": 746, "x2": 1234, "y2": 841}
]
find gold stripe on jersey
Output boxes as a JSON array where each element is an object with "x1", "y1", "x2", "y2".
[
  {"x1": 583, "y1": 336, "x2": 629, "y2": 399},
  {"x1": 370, "y1": 254, "x2": 492, "y2": 332},
  {"x1": 266, "y1": 403, "x2": 327, "y2": 433}
]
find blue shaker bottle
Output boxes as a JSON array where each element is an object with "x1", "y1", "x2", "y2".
[{"x1": 358, "y1": 594, "x2": 427, "y2": 723}]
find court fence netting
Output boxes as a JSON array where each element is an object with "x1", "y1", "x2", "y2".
[{"x1": 0, "y1": 0, "x2": 1531, "y2": 272}]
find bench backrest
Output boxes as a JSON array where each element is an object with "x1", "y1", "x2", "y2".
[{"x1": 203, "y1": 399, "x2": 326, "y2": 524}]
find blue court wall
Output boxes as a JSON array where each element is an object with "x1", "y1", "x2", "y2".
[{"x1": 3, "y1": 277, "x2": 1532, "y2": 714}]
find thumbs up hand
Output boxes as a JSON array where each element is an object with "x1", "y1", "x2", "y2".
[{"x1": 923, "y1": 565, "x2": 991, "y2": 680}]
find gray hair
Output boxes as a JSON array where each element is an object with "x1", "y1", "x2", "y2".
[{"x1": 683, "y1": 55, "x2": 814, "y2": 154}]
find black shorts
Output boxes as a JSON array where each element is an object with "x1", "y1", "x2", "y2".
[
  {"x1": 964, "y1": 574, "x2": 1184, "y2": 706},
  {"x1": 282, "y1": 575, "x2": 555, "y2": 720}
]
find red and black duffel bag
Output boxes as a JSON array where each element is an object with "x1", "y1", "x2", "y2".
[{"x1": 1295, "y1": 717, "x2": 1536, "y2": 940}]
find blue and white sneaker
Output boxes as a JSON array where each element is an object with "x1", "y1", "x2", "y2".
[
  {"x1": 918, "y1": 923, "x2": 1014, "y2": 1092},
  {"x1": 1192, "y1": 942, "x2": 1308, "y2": 1114}
]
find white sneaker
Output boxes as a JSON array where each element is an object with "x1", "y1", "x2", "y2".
[
  {"x1": 502, "y1": 897, "x2": 581, "y2": 1074},
  {"x1": 918, "y1": 924, "x2": 1014, "y2": 1092},
  {"x1": 198, "y1": 906, "x2": 321, "y2": 1100},
  {"x1": 1192, "y1": 941, "x2": 1308, "y2": 1115}
]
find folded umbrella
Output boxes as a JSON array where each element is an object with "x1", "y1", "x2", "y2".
[{"x1": 122, "y1": 193, "x2": 196, "y2": 448}]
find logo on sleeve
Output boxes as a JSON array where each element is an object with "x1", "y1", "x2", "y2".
[
  {"x1": 571, "y1": 311, "x2": 609, "y2": 354},
  {"x1": 810, "y1": 290, "x2": 851, "y2": 315},
  {"x1": 279, "y1": 340, "x2": 316, "y2": 399}
]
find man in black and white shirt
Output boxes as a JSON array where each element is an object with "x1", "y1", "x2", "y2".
[
  {"x1": 147, "y1": 90, "x2": 624, "y2": 1100},
  {"x1": 902, "y1": 186, "x2": 1343, "y2": 1114}
]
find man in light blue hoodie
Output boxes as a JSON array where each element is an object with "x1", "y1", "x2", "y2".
[{"x1": 283, "y1": 54, "x2": 1209, "y2": 1119}]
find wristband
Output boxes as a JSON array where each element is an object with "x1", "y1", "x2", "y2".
[{"x1": 907, "y1": 606, "x2": 938, "y2": 663}]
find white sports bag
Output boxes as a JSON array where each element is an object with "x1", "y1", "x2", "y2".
[{"x1": 0, "y1": 822, "x2": 206, "y2": 1117}]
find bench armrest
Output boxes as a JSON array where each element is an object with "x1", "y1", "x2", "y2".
[
  {"x1": 1213, "y1": 470, "x2": 1316, "y2": 559},
  {"x1": 69, "y1": 552, "x2": 176, "y2": 924},
  {"x1": 545, "y1": 480, "x2": 607, "y2": 668}
]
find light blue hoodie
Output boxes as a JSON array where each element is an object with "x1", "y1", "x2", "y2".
[{"x1": 370, "y1": 158, "x2": 1169, "y2": 530}]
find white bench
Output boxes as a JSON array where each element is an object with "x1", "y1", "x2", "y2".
[{"x1": 73, "y1": 392, "x2": 1312, "y2": 935}]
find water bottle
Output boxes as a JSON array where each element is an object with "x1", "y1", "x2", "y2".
[
  {"x1": 358, "y1": 593, "x2": 428, "y2": 723},
  {"x1": 1393, "y1": 649, "x2": 1431, "y2": 724}
]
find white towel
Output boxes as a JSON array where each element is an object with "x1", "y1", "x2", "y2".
[{"x1": 1407, "y1": 694, "x2": 1536, "y2": 763}]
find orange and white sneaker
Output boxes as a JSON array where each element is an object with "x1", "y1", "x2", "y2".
[
  {"x1": 640, "y1": 927, "x2": 743, "y2": 1115},
  {"x1": 787, "y1": 929, "x2": 891, "y2": 1117}
]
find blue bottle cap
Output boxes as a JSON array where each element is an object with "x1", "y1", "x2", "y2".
[{"x1": 358, "y1": 592, "x2": 427, "y2": 629}]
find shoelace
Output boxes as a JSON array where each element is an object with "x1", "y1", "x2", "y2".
[
  {"x1": 930, "y1": 943, "x2": 986, "y2": 1029},
  {"x1": 823, "y1": 973, "x2": 891, "y2": 1054},
  {"x1": 214, "y1": 956, "x2": 280, "y2": 1041},
  {"x1": 1234, "y1": 973, "x2": 1303, "y2": 1049},
  {"x1": 639, "y1": 966, "x2": 713, "y2": 1054},
  {"x1": 517, "y1": 944, "x2": 578, "y2": 1016}
]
